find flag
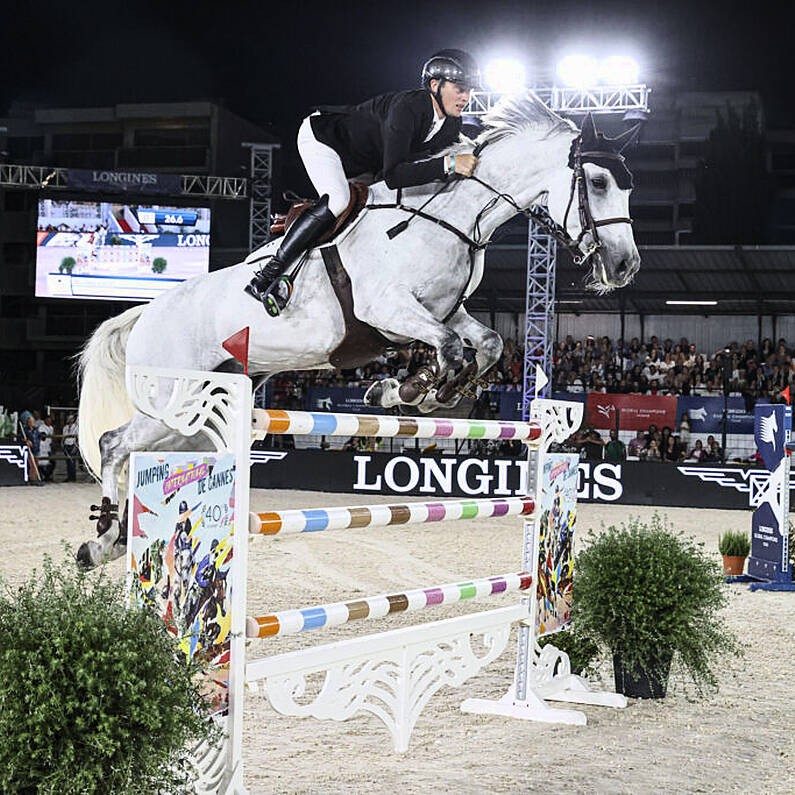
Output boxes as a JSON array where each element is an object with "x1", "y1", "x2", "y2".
[
  {"x1": 783, "y1": 386, "x2": 790, "y2": 406},
  {"x1": 222, "y1": 328, "x2": 250, "y2": 375}
]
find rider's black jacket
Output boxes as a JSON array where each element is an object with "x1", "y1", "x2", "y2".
[{"x1": 310, "y1": 89, "x2": 462, "y2": 189}]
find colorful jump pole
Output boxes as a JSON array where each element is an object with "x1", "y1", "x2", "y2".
[
  {"x1": 249, "y1": 495, "x2": 536, "y2": 535},
  {"x1": 252, "y1": 408, "x2": 543, "y2": 443},
  {"x1": 246, "y1": 571, "x2": 533, "y2": 638}
]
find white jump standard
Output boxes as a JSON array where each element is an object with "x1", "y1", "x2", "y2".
[{"x1": 125, "y1": 366, "x2": 625, "y2": 794}]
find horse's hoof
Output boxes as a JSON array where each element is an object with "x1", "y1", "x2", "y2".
[
  {"x1": 76, "y1": 542, "x2": 99, "y2": 570},
  {"x1": 363, "y1": 382, "x2": 383, "y2": 407}
]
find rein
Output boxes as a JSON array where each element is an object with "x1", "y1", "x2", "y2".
[{"x1": 366, "y1": 133, "x2": 634, "y2": 268}]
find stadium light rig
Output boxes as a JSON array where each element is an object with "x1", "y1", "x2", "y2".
[{"x1": 484, "y1": 59, "x2": 527, "y2": 94}]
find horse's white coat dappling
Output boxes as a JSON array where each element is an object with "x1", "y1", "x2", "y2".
[
  {"x1": 125, "y1": 365, "x2": 625, "y2": 794},
  {"x1": 77, "y1": 92, "x2": 640, "y2": 568}
]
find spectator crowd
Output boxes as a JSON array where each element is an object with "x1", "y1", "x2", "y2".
[{"x1": 267, "y1": 335, "x2": 794, "y2": 409}]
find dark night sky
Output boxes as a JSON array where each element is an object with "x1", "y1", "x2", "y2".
[{"x1": 2, "y1": 0, "x2": 792, "y2": 141}]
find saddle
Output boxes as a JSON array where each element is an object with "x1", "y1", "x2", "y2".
[{"x1": 270, "y1": 181, "x2": 369, "y2": 244}]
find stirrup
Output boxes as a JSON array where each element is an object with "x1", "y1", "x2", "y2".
[{"x1": 263, "y1": 275, "x2": 294, "y2": 317}]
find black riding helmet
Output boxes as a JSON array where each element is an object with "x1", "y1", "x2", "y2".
[{"x1": 421, "y1": 48, "x2": 481, "y2": 116}]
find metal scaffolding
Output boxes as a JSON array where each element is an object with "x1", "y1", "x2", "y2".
[
  {"x1": 465, "y1": 84, "x2": 650, "y2": 417},
  {"x1": 0, "y1": 163, "x2": 248, "y2": 200},
  {"x1": 243, "y1": 143, "x2": 279, "y2": 252}
]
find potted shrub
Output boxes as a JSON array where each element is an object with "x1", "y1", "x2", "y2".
[
  {"x1": 718, "y1": 529, "x2": 750, "y2": 575},
  {"x1": 59, "y1": 256, "x2": 76, "y2": 274},
  {"x1": 152, "y1": 256, "x2": 168, "y2": 273},
  {"x1": 573, "y1": 514, "x2": 739, "y2": 699},
  {"x1": 0, "y1": 555, "x2": 219, "y2": 792}
]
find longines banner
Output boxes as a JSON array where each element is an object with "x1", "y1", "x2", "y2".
[
  {"x1": 66, "y1": 168, "x2": 182, "y2": 196},
  {"x1": 0, "y1": 445, "x2": 28, "y2": 486},
  {"x1": 248, "y1": 449, "x2": 780, "y2": 510}
]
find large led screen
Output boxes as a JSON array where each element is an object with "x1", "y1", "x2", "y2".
[{"x1": 35, "y1": 199, "x2": 211, "y2": 301}]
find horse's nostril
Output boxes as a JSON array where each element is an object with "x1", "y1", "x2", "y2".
[{"x1": 616, "y1": 260, "x2": 628, "y2": 275}]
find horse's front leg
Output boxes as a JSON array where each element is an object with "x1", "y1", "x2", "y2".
[
  {"x1": 445, "y1": 306, "x2": 504, "y2": 379},
  {"x1": 77, "y1": 411, "x2": 178, "y2": 569},
  {"x1": 359, "y1": 292, "x2": 464, "y2": 409},
  {"x1": 422, "y1": 307, "x2": 504, "y2": 409}
]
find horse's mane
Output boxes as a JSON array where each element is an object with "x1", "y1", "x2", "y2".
[{"x1": 476, "y1": 91, "x2": 577, "y2": 144}]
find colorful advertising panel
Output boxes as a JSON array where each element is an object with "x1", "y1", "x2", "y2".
[
  {"x1": 36, "y1": 198, "x2": 210, "y2": 301},
  {"x1": 536, "y1": 453, "x2": 579, "y2": 635},
  {"x1": 127, "y1": 451, "x2": 237, "y2": 715}
]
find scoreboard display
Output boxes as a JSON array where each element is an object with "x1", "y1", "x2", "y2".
[{"x1": 35, "y1": 199, "x2": 212, "y2": 302}]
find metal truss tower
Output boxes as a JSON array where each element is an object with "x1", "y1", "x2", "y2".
[
  {"x1": 0, "y1": 164, "x2": 248, "y2": 199},
  {"x1": 465, "y1": 84, "x2": 650, "y2": 418},
  {"x1": 243, "y1": 143, "x2": 280, "y2": 252}
]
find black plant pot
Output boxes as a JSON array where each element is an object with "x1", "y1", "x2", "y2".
[{"x1": 612, "y1": 652, "x2": 672, "y2": 699}]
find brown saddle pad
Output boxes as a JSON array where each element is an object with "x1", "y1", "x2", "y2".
[{"x1": 270, "y1": 181, "x2": 369, "y2": 244}]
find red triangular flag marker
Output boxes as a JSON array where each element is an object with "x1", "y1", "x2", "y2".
[
  {"x1": 222, "y1": 328, "x2": 250, "y2": 375},
  {"x1": 783, "y1": 386, "x2": 791, "y2": 406}
]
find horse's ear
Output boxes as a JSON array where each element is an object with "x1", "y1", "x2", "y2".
[
  {"x1": 613, "y1": 123, "x2": 642, "y2": 153},
  {"x1": 581, "y1": 112, "x2": 598, "y2": 143}
]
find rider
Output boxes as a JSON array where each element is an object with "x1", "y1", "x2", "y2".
[{"x1": 245, "y1": 48, "x2": 481, "y2": 316}]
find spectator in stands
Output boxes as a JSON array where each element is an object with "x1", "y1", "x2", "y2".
[
  {"x1": 627, "y1": 430, "x2": 646, "y2": 457},
  {"x1": 640, "y1": 438, "x2": 661, "y2": 462},
  {"x1": 604, "y1": 429, "x2": 626, "y2": 462},
  {"x1": 37, "y1": 415, "x2": 55, "y2": 481},
  {"x1": 702, "y1": 439, "x2": 721, "y2": 462},
  {"x1": 18, "y1": 416, "x2": 41, "y2": 480},
  {"x1": 686, "y1": 439, "x2": 705, "y2": 462},
  {"x1": 581, "y1": 425, "x2": 605, "y2": 461},
  {"x1": 62, "y1": 413, "x2": 79, "y2": 482}
]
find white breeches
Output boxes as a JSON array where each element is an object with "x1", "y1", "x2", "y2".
[{"x1": 297, "y1": 114, "x2": 351, "y2": 217}]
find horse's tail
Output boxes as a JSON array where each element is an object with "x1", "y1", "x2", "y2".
[{"x1": 77, "y1": 305, "x2": 145, "y2": 479}]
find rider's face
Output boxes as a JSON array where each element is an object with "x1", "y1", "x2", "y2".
[{"x1": 431, "y1": 79, "x2": 471, "y2": 117}]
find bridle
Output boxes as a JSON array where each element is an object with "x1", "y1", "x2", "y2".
[
  {"x1": 367, "y1": 133, "x2": 633, "y2": 268},
  {"x1": 468, "y1": 134, "x2": 634, "y2": 266},
  {"x1": 364, "y1": 130, "x2": 634, "y2": 320}
]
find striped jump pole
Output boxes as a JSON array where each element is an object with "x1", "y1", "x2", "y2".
[
  {"x1": 249, "y1": 495, "x2": 536, "y2": 535},
  {"x1": 246, "y1": 571, "x2": 533, "y2": 639},
  {"x1": 252, "y1": 409, "x2": 542, "y2": 444}
]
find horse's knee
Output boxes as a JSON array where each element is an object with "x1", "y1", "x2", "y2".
[
  {"x1": 481, "y1": 331, "x2": 503, "y2": 367},
  {"x1": 439, "y1": 332, "x2": 464, "y2": 370}
]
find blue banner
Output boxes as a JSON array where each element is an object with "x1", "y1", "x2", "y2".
[
  {"x1": 675, "y1": 396, "x2": 764, "y2": 434},
  {"x1": 497, "y1": 390, "x2": 586, "y2": 421},
  {"x1": 67, "y1": 168, "x2": 182, "y2": 196},
  {"x1": 307, "y1": 386, "x2": 384, "y2": 414}
]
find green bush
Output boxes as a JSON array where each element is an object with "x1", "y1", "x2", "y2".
[
  {"x1": 718, "y1": 529, "x2": 750, "y2": 557},
  {"x1": 573, "y1": 514, "x2": 740, "y2": 693},
  {"x1": 152, "y1": 257, "x2": 167, "y2": 274},
  {"x1": 0, "y1": 555, "x2": 219, "y2": 794},
  {"x1": 538, "y1": 628, "x2": 599, "y2": 676},
  {"x1": 59, "y1": 256, "x2": 76, "y2": 274}
]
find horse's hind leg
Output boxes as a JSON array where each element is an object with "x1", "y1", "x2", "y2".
[{"x1": 77, "y1": 411, "x2": 181, "y2": 569}]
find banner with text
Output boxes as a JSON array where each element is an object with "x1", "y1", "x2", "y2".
[
  {"x1": 586, "y1": 393, "x2": 677, "y2": 431},
  {"x1": 67, "y1": 168, "x2": 182, "y2": 196}
]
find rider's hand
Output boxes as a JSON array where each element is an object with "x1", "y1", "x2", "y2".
[{"x1": 452, "y1": 154, "x2": 477, "y2": 177}]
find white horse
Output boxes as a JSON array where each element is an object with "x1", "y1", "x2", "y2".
[{"x1": 76, "y1": 92, "x2": 640, "y2": 568}]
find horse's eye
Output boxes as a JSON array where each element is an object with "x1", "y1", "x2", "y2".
[{"x1": 591, "y1": 176, "x2": 607, "y2": 190}]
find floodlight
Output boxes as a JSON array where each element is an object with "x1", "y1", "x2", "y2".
[
  {"x1": 598, "y1": 56, "x2": 639, "y2": 85},
  {"x1": 484, "y1": 59, "x2": 526, "y2": 93},
  {"x1": 557, "y1": 55, "x2": 598, "y2": 88}
]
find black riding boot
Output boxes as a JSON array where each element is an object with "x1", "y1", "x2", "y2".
[{"x1": 245, "y1": 194, "x2": 336, "y2": 316}]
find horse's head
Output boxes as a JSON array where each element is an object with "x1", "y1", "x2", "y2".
[{"x1": 543, "y1": 113, "x2": 641, "y2": 292}]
